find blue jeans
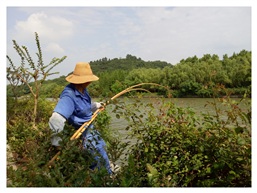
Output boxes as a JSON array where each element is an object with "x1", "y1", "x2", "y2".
[{"x1": 82, "y1": 125, "x2": 112, "y2": 174}]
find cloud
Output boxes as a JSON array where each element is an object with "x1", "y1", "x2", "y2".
[
  {"x1": 6, "y1": 6, "x2": 251, "y2": 77},
  {"x1": 45, "y1": 42, "x2": 65, "y2": 54},
  {"x1": 120, "y1": 7, "x2": 251, "y2": 63},
  {"x1": 14, "y1": 11, "x2": 74, "y2": 42}
]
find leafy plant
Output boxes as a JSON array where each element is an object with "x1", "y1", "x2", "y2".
[
  {"x1": 120, "y1": 96, "x2": 251, "y2": 187},
  {"x1": 6, "y1": 32, "x2": 67, "y2": 129}
]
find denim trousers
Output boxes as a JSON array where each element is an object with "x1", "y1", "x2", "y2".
[{"x1": 82, "y1": 125, "x2": 112, "y2": 174}]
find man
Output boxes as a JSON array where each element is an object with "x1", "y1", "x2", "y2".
[{"x1": 49, "y1": 62, "x2": 116, "y2": 175}]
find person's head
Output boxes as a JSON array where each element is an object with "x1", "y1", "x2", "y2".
[{"x1": 65, "y1": 62, "x2": 99, "y2": 87}]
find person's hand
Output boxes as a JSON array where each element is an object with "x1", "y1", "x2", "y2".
[
  {"x1": 92, "y1": 102, "x2": 105, "y2": 112},
  {"x1": 95, "y1": 102, "x2": 102, "y2": 109},
  {"x1": 99, "y1": 102, "x2": 106, "y2": 109}
]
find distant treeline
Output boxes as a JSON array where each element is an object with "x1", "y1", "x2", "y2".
[{"x1": 7, "y1": 50, "x2": 251, "y2": 98}]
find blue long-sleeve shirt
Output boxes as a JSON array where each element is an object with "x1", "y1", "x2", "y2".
[
  {"x1": 54, "y1": 83, "x2": 92, "y2": 129},
  {"x1": 49, "y1": 83, "x2": 100, "y2": 146}
]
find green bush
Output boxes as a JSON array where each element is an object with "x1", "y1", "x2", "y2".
[
  {"x1": 7, "y1": 95, "x2": 251, "y2": 187},
  {"x1": 7, "y1": 96, "x2": 124, "y2": 187},
  {"x1": 120, "y1": 97, "x2": 251, "y2": 187}
]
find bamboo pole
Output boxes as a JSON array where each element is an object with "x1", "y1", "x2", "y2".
[
  {"x1": 70, "y1": 107, "x2": 105, "y2": 140},
  {"x1": 47, "y1": 151, "x2": 61, "y2": 167},
  {"x1": 70, "y1": 88, "x2": 151, "y2": 140}
]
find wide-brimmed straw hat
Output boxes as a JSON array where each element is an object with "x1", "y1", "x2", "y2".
[{"x1": 65, "y1": 62, "x2": 99, "y2": 84}]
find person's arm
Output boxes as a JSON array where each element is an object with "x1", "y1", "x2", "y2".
[
  {"x1": 49, "y1": 95, "x2": 74, "y2": 147},
  {"x1": 49, "y1": 112, "x2": 66, "y2": 146}
]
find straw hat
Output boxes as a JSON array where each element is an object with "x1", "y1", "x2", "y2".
[{"x1": 65, "y1": 62, "x2": 99, "y2": 84}]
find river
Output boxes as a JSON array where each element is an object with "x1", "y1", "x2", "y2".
[
  {"x1": 97, "y1": 97, "x2": 250, "y2": 162},
  {"x1": 103, "y1": 97, "x2": 250, "y2": 131}
]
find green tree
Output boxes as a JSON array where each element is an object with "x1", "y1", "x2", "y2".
[{"x1": 6, "y1": 32, "x2": 67, "y2": 129}]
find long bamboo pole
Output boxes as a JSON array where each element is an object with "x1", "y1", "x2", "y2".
[
  {"x1": 70, "y1": 88, "x2": 151, "y2": 140},
  {"x1": 70, "y1": 107, "x2": 105, "y2": 140}
]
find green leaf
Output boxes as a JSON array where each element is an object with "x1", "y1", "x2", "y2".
[
  {"x1": 236, "y1": 157, "x2": 243, "y2": 162},
  {"x1": 206, "y1": 167, "x2": 211, "y2": 173},
  {"x1": 237, "y1": 137, "x2": 246, "y2": 145},
  {"x1": 166, "y1": 161, "x2": 172, "y2": 166},
  {"x1": 146, "y1": 163, "x2": 159, "y2": 176},
  {"x1": 229, "y1": 170, "x2": 236, "y2": 176}
]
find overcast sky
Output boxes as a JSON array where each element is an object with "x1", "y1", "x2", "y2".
[{"x1": 5, "y1": 5, "x2": 252, "y2": 79}]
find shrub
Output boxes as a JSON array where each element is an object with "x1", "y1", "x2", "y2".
[
  {"x1": 120, "y1": 97, "x2": 251, "y2": 187},
  {"x1": 7, "y1": 96, "x2": 251, "y2": 187},
  {"x1": 7, "y1": 97, "x2": 124, "y2": 187}
]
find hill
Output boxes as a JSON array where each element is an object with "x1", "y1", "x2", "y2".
[{"x1": 89, "y1": 54, "x2": 172, "y2": 74}]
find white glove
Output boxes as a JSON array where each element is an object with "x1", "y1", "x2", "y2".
[
  {"x1": 91, "y1": 102, "x2": 103, "y2": 113},
  {"x1": 49, "y1": 112, "x2": 66, "y2": 146}
]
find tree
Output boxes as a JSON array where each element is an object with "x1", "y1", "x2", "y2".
[{"x1": 6, "y1": 32, "x2": 67, "y2": 129}]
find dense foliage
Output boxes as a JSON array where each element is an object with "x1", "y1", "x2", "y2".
[
  {"x1": 7, "y1": 91, "x2": 251, "y2": 187},
  {"x1": 90, "y1": 54, "x2": 170, "y2": 73},
  {"x1": 120, "y1": 95, "x2": 251, "y2": 187},
  {"x1": 7, "y1": 50, "x2": 251, "y2": 99}
]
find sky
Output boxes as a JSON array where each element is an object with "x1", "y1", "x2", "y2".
[
  {"x1": 2, "y1": 0, "x2": 257, "y2": 192},
  {"x1": 5, "y1": 2, "x2": 253, "y2": 80}
]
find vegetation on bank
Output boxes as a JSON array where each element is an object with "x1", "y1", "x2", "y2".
[
  {"x1": 7, "y1": 91, "x2": 251, "y2": 187},
  {"x1": 6, "y1": 33, "x2": 251, "y2": 187},
  {"x1": 7, "y1": 51, "x2": 251, "y2": 99}
]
